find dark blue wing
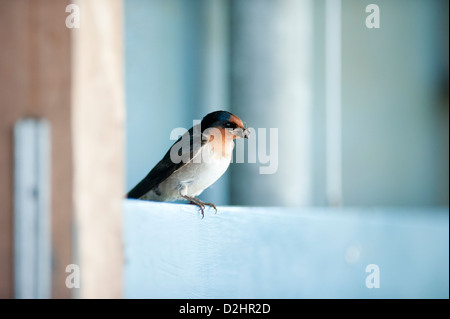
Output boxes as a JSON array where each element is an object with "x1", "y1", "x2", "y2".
[{"x1": 126, "y1": 126, "x2": 205, "y2": 199}]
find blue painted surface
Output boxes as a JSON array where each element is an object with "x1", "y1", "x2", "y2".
[{"x1": 123, "y1": 200, "x2": 449, "y2": 298}]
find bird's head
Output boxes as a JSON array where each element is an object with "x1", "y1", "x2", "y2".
[{"x1": 201, "y1": 110, "x2": 250, "y2": 140}]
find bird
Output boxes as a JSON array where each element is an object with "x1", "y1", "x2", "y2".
[{"x1": 127, "y1": 110, "x2": 249, "y2": 217}]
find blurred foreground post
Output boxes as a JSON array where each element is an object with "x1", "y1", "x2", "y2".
[
  {"x1": 0, "y1": 0, "x2": 124, "y2": 298},
  {"x1": 72, "y1": 0, "x2": 124, "y2": 298},
  {"x1": 0, "y1": 0, "x2": 73, "y2": 298}
]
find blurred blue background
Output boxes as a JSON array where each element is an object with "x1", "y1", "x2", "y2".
[{"x1": 125, "y1": 0, "x2": 449, "y2": 208}]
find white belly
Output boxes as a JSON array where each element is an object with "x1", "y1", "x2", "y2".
[{"x1": 142, "y1": 141, "x2": 233, "y2": 201}]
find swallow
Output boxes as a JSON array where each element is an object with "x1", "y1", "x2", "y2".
[{"x1": 127, "y1": 110, "x2": 249, "y2": 217}]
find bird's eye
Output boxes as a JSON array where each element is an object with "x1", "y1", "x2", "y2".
[{"x1": 224, "y1": 122, "x2": 236, "y2": 128}]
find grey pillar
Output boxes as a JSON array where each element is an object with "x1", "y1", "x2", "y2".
[
  {"x1": 230, "y1": 0, "x2": 314, "y2": 206},
  {"x1": 196, "y1": 0, "x2": 230, "y2": 205}
]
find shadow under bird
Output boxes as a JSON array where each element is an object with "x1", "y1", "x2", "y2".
[{"x1": 127, "y1": 110, "x2": 250, "y2": 217}]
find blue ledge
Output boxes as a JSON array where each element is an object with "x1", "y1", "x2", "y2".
[{"x1": 123, "y1": 200, "x2": 449, "y2": 299}]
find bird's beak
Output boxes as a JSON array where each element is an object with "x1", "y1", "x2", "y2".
[
  {"x1": 243, "y1": 127, "x2": 250, "y2": 139},
  {"x1": 231, "y1": 127, "x2": 250, "y2": 139}
]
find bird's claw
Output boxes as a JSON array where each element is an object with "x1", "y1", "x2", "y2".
[
  {"x1": 203, "y1": 202, "x2": 217, "y2": 214},
  {"x1": 183, "y1": 195, "x2": 217, "y2": 218},
  {"x1": 196, "y1": 202, "x2": 217, "y2": 218},
  {"x1": 199, "y1": 205, "x2": 205, "y2": 219}
]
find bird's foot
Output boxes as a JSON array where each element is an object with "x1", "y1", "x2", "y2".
[
  {"x1": 183, "y1": 195, "x2": 206, "y2": 218},
  {"x1": 182, "y1": 195, "x2": 217, "y2": 218}
]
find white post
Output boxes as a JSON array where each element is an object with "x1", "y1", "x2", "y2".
[{"x1": 14, "y1": 119, "x2": 51, "y2": 299}]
